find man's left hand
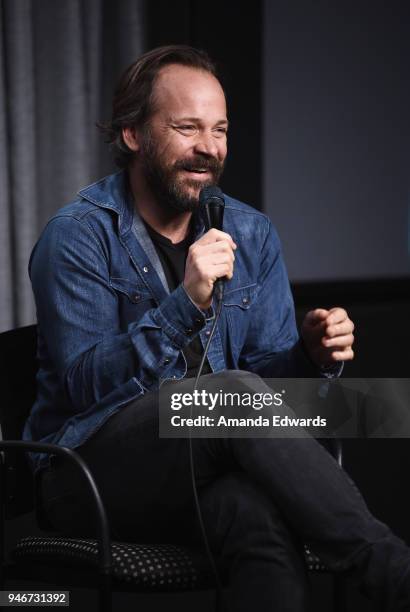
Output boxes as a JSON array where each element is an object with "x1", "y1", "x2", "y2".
[{"x1": 301, "y1": 307, "x2": 355, "y2": 369}]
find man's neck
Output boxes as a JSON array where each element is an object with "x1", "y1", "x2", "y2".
[{"x1": 127, "y1": 168, "x2": 192, "y2": 244}]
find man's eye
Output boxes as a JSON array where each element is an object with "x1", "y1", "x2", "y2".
[
  {"x1": 176, "y1": 125, "x2": 196, "y2": 133},
  {"x1": 214, "y1": 127, "x2": 228, "y2": 137}
]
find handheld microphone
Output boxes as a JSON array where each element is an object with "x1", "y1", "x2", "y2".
[{"x1": 199, "y1": 186, "x2": 226, "y2": 302}]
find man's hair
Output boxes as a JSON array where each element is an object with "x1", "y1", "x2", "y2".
[{"x1": 98, "y1": 45, "x2": 220, "y2": 169}]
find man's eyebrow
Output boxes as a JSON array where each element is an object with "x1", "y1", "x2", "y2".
[{"x1": 170, "y1": 116, "x2": 229, "y2": 126}]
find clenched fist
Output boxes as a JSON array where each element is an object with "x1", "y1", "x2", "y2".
[
  {"x1": 301, "y1": 307, "x2": 355, "y2": 368},
  {"x1": 183, "y1": 228, "x2": 237, "y2": 310}
]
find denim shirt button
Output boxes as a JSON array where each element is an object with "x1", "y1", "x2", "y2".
[
  {"x1": 205, "y1": 330, "x2": 211, "y2": 337},
  {"x1": 133, "y1": 294, "x2": 141, "y2": 302},
  {"x1": 143, "y1": 266, "x2": 149, "y2": 273},
  {"x1": 186, "y1": 328, "x2": 193, "y2": 335},
  {"x1": 163, "y1": 358, "x2": 171, "y2": 365},
  {"x1": 242, "y1": 297, "x2": 249, "y2": 304}
]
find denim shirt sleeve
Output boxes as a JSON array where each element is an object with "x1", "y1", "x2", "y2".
[
  {"x1": 30, "y1": 215, "x2": 209, "y2": 412},
  {"x1": 238, "y1": 219, "x2": 324, "y2": 378}
]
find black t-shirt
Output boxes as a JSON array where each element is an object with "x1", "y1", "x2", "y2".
[{"x1": 144, "y1": 222, "x2": 212, "y2": 378}]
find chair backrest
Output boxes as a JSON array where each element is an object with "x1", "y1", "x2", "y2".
[{"x1": 0, "y1": 324, "x2": 38, "y2": 517}]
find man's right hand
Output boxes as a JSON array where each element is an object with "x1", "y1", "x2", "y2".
[{"x1": 183, "y1": 228, "x2": 237, "y2": 310}]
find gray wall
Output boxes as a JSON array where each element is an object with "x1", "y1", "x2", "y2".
[{"x1": 263, "y1": 1, "x2": 410, "y2": 282}]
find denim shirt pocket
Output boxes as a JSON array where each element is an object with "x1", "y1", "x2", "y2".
[
  {"x1": 223, "y1": 283, "x2": 258, "y2": 354},
  {"x1": 109, "y1": 277, "x2": 156, "y2": 330}
]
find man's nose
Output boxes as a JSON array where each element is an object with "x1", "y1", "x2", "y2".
[{"x1": 193, "y1": 131, "x2": 219, "y2": 158}]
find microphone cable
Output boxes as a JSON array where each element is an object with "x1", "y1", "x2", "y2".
[{"x1": 188, "y1": 294, "x2": 227, "y2": 612}]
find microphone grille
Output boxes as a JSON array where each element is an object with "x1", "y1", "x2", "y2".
[{"x1": 199, "y1": 185, "x2": 224, "y2": 207}]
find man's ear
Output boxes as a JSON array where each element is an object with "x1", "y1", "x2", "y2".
[{"x1": 122, "y1": 127, "x2": 140, "y2": 152}]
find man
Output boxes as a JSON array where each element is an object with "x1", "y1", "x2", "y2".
[{"x1": 25, "y1": 45, "x2": 410, "y2": 611}]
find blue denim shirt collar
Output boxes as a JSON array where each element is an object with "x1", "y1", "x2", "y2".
[
  {"x1": 78, "y1": 169, "x2": 206, "y2": 236},
  {"x1": 78, "y1": 170, "x2": 134, "y2": 236}
]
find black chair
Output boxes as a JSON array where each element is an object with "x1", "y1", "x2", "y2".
[{"x1": 0, "y1": 325, "x2": 346, "y2": 611}]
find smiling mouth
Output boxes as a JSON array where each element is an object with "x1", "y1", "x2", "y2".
[{"x1": 182, "y1": 168, "x2": 211, "y2": 176}]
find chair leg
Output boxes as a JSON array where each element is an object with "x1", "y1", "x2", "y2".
[
  {"x1": 333, "y1": 575, "x2": 347, "y2": 612},
  {"x1": 99, "y1": 573, "x2": 112, "y2": 612}
]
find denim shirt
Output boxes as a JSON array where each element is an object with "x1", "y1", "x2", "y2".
[{"x1": 24, "y1": 170, "x2": 321, "y2": 469}]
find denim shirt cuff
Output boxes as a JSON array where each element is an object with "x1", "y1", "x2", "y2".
[
  {"x1": 294, "y1": 339, "x2": 344, "y2": 378},
  {"x1": 181, "y1": 284, "x2": 215, "y2": 322},
  {"x1": 152, "y1": 283, "x2": 210, "y2": 348}
]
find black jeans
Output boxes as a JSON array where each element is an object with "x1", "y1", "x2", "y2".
[{"x1": 37, "y1": 371, "x2": 410, "y2": 611}]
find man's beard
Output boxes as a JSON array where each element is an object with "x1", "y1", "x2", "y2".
[{"x1": 140, "y1": 129, "x2": 225, "y2": 213}]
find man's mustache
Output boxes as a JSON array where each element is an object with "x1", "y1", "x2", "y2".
[{"x1": 173, "y1": 156, "x2": 223, "y2": 174}]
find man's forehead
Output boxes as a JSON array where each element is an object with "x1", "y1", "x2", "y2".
[
  {"x1": 152, "y1": 64, "x2": 227, "y2": 113},
  {"x1": 155, "y1": 63, "x2": 221, "y2": 88}
]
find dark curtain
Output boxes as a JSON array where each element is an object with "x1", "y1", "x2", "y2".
[{"x1": 0, "y1": 0, "x2": 146, "y2": 331}]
